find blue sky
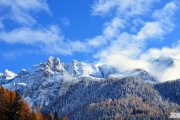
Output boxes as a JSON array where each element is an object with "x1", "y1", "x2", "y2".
[{"x1": 0, "y1": 0, "x2": 180, "y2": 74}]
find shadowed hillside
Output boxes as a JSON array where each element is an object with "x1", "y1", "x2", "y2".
[{"x1": 44, "y1": 77, "x2": 180, "y2": 120}]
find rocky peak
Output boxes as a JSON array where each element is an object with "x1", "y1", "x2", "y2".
[
  {"x1": 72, "y1": 59, "x2": 78, "y2": 64},
  {"x1": 152, "y1": 56, "x2": 174, "y2": 69},
  {"x1": 46, "y1": 56, "x2": 63, "y2": 72},
  {"x1": 4, "y1": 69, "x2": 17, "y2": 80},
  {"x1": 71, "y1": 60, "x2": 79, "y2": 76},
  {"x1": 17, "y1": 69, "x2": 28, "y2": 77}
]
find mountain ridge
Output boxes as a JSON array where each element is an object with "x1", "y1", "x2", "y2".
[{"x1": 1, "y1": 56, "x2": 180, "y2": 119}]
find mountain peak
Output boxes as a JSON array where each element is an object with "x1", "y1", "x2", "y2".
[
  {"x1": 151, "y1": 56, "x2": 174, "y2": 70},
  {"x1": 46, "y1": 56, "x2": 63, "y2": 72},
  {"x1": 4, "y1": 69, "x2": 17, "y2": 80}
]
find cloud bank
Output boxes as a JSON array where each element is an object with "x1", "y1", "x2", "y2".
[{"x1": 92, "y1": 1, "x2": 180, "y2": 82}]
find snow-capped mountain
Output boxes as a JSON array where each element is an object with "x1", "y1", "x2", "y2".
[
  {"x1": 0, "y1": 57, "x2": 101, "y2": 108},
  {"x1": 0, "y1": 69, "x2": 17, "y2": 84},
  {"x1": 0, "y1": 69, "x2": 17, "y2": 80},
  {"x1": 1, "y1": 56, "x2": 158, "y2": 109}
]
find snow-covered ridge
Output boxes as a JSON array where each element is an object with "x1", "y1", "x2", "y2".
[
  {"x1": 2, "y1": 56, "x2": 170, "y2": 82},
  {"x1": 1, "y1": 56, "x2": 160, "y2": 108}
]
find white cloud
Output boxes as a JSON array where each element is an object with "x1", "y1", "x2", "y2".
[
  {"x1": 0, "y1": 26, "x2": 61, "y2": 44},
  {"x1": 103, "y1": 18, "x2": 124, "y2": 38},
  {"x1": 0, "y1": 25, "x2": 88, "y2": 55},
  {"x1": 96, "y1": 21, "x2": 168, "y2": 68},
  {"x1": 153, "y1": 2, "x2": 178, "y2": 33},
  {"x1": 141, "y1": 43, "x2": 180, "y2": 61},
  {"x1": 92, "y1": 0, "x2": 117, "y2": 16},
  {"x1": 0, "y1": 0, "x2": 87, "y2": 56},
  {"x1": 0, "y1": 0, "x2": 50, "y2": 26},
  {"x1": 94, "y1": 1, "x2": 179, "y2": 81},
  {"x1": 87, "y1": 17, "x2": 124, "y2": 48},
  {"x1": 136, "y1": 22, "x2": 163, "y2": 41},
  {"x1": 153, "y1": 2, "x2": 177, "y2": 20},
  {"x1": 92, "y1": 0, "x2": 157, "y2": 17},
  {"x1": 140, "y1": 41, "x2": 180, "y2": 81},
  {"x1": 14, "y1": 0, "x2": 50, "y2": 12}
]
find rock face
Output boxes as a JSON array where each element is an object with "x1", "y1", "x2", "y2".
[{"x1": 46, "y1": 56, "x2": 63, "y2": 72}]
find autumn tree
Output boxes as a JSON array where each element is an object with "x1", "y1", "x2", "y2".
[{"x1": 0, "y1": 86, "x2": 51, "y2": 120}]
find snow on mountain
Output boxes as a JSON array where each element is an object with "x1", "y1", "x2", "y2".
[
  {"x1": 4, "y1": 69, "x2": 17, "y2": 80},
  {"x1": 1, "y1": 56, "x2": 158, "y2": 109},
  {"x1": 109, "y1": 69, "x2": 157, "y2": 83},
  {"x1": 64, "y1": 59, "x2": 97, "y2": 77},
  {"x1": 0, "y1": 69, "x2": 17, "y2": 84},
  {"x1": 1, "y1": 57, "x2": 101, "y2": 108},
  {"x1": 0, "y1": 73, "x2": 3, "y2": 77},
  {"x1": 151, "y1": 56, "x2": 174, "y2": 71}
]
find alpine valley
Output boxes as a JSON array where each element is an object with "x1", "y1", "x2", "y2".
[{"x1": 1, "y1": 56, "x2": 180, "y2": 120}]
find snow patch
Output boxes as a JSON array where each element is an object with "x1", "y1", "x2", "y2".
[{"x1": 18, "y1": 83, "x2": 27, "y2": 86}]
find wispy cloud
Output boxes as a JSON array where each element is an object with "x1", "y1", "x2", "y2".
[
  {"x1": 92, "y1": 0, "x2": 157, "y2": 17},
  {"x1": 140, "y1": 40, "x2": 180, "y2": 81},
  {"x1": 0, "y1": 0, "x2": 87, "y2": 56},
  {"x1": 61, "y1": 17, "x2": 71, "y2": 26},
  {"x1": 153, "y1": 2, "x2": 178, "y2": 33},
  {"x1": 0, "y1": 26, "x2": 61, "y2": 44},
  {"x1": 0, "y1": 0, "x2": 50, "y2": 26},
  {"x1": 0, "y1": 25, "x2": 88, "y2": 55},
  {"x1": 87, "y1": 17, "x2": 124, "y2": 48}
]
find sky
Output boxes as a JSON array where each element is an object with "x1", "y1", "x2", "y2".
[{"x1": 0, "y1": 0, "x2": 180, "y2": 81}]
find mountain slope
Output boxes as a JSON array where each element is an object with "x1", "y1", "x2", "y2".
[
  {"x1": 154, "y1": 79, "x2": 180, "y2": 105},
  {"x1": 43, "y1": 77, "x2": 180, "y2": 119}
]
